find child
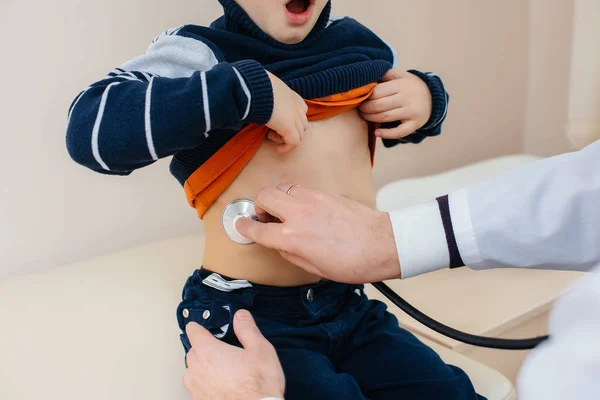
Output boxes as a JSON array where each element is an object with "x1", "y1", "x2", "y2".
[{"x1": 67, "y1": 1, "x2": 482, "y2": 399}]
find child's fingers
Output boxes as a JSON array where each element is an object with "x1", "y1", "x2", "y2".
[
  {"x1": 267, "y1": 131, "x2": 284, "y2": 144},
  {"x1": 360, "y1": 107, "x2": 411, "y2": 123},
  {"x1": 359, "y1": 95, "x2": 404, "y2": 114},
  {"x1": 375, "y1": 120, "x2": 418, "y2": 139},
  {"x1": 369, "y1": 79, "x2": 401, "y2": 100},
  {"x1": 300, "y1": 110, "x2": 309, "y2": 130},
  {"x1": 277, "y1": 142, "x2": 296, "y2": 154},
  {"x1": 276, "y1": 125, "x2": 301, "y2": 153},
  {"x1": 381, "y1": 69, "x2": 405, "y2": 82},
  {"x1": 295, "y1": 119, "x2": 305, "y2": 142},
  {"x1": 298, "y1": 96, "x2": 308, "y2": 114}
]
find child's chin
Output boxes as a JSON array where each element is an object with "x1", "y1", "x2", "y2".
[{"x1": 274, "y1": 30, "x2": 311, "y2": 45}]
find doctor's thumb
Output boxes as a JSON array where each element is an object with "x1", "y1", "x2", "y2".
[
  {"x1": 233, "y1": 310, "x2": 270, "y2": 351},
  {"x1": 235, "y1": 217, "x2": 262, "y2": 241}
]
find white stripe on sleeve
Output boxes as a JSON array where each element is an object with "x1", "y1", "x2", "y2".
[
  {"x1": 102, "y1": 74, "x2": 141, "y2": 82},
  {"x1": 68, "y1": 87, "x2": 90, "y2": 122},
  {"x1": 140, "y1": 71, "x2": 152, "y2": 81},
  {"x1": 200, "y1": 71, "x2": 211, "y2": 138},
  {"x1": 91, "y1": 82, "x2": 119, "y2": 171},
  {"x1": 232, "y1": 67, "x2": 252, "y2": 120},
  {"x1": 144, "y1": 77, "x2": 159, "y2": 161}
]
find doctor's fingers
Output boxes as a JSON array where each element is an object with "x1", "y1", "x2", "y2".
[
  {"x1": 252, "y1": 186, "x2": 299, "y2": 222},
  {"x1": 235, "y1": 218, "x2": 289, "y2": 252}
]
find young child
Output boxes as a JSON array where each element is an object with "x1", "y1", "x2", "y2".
[{"x1": 67, "y1": 1, "x2": 483, "y2": 399}]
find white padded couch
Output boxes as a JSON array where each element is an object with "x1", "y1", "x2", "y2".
[
  {"x1": 0, "y1": 155, "x2": 540, "y2": 400},
  {"x1": 377, "y1": 154, "x2": 541, "y2": 211}
]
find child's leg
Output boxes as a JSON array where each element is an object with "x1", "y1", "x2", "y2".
[
  {"x1": 274, "y1": 347, "x2": 367, "y2": 400},
  {"x1": 336, "y1": 295, "x2": 485, "y2": 400},
  {"x1": 177, "y1": 270, "x2": 371, "y2": 400}
]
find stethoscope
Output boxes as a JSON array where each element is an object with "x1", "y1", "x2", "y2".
[{"x1": 222, "y1": 199, "x2": 549, "y2": 350}]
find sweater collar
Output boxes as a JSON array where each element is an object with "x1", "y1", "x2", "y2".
[{"x1": 217, "y1": 0, "x2": 332, "y2": 49}]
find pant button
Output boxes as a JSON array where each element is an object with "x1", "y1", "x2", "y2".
[
  {"x1": 182, "y1": 309, "x2": 190, "y2": 319},
  {"x1": 203, "y1": 310, "x2": 211, "y2": 320},
  {"x1": 306, "y1": 288, "x2": 315, "y2": 303}
]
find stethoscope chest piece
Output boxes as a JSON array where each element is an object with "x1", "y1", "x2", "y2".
[{"x1": 221, "y1": 199, "x2": 257, "y2": 245}]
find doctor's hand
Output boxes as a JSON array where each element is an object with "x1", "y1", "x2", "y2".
[
  {"x1": 359, "y1": 69, "x2": 432, "y2": 139},
  {"x1": 183, "y1": 310, "x2": 285, "y2": 400},
  {"x1": 236, "y1": 184, "x2": 402, "y2": 284}
]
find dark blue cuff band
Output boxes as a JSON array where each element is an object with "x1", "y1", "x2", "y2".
[
  {"x1": 436, "y1": 195, "x2": 465, "y2": 269},
  {"x1": 408, "y1": 69, "x2": 448, "y2": 131},
  {"x1": 232, "y1": 60, "x2": 273, "y2": 125}
]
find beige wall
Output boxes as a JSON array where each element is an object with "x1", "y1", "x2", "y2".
[
  {"x1": 523, "y1": 0, "x2": 575, "y2": 156},
  {"x1": 342, "y1": 1, "x2": 530, "y2": 188},
  {"x1": 565, "y1": 0, "x2": 600, "y2": 149},
  {"x1": 0, "y1": 1, "x2": 570, "y2": 278},
  {"x1": 568, "y1": 0, "x2": 600, "y2": 122},
  {"x1": 0, "y1": 0, "x2": 223, "y2": 279}
]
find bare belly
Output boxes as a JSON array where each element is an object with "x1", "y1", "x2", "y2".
[{"x1": 202, "y1": 109, "x2": 376, "y2": 286}]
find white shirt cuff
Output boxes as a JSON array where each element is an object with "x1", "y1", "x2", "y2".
[
  {"x1": 448, "y1": 188, "x2": 484, "y2": 267},
  {"x1": 389, "y1": 201, "x2": 449, "y2": 279}
]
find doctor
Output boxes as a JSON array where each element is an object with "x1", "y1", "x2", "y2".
[{"x1": 182, "y1": 140, "x2": 600, "y2": 400}]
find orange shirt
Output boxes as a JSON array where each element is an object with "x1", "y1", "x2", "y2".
[{"x1": 184, "y1": 83, "x2": 377, "y2": 219}]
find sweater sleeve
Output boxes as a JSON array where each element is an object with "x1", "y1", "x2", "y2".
[
  {"x1": 66, "y1": 29, "x2": 273, "y2": 175},
  {"x1": 381, "y1": 70, "x2": 449, "y2": 147}
]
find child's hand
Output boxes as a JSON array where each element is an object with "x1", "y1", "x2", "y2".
[
  {"x1": 359, "y1": 69, "x2": 432, "y2": 139},
  {"x1": 266, "y1": 72, "x2": 308, "y2": 153}
]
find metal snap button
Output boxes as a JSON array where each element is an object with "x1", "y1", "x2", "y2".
[
  {"x1": 306, "y1": 288, "x2": 315, "y2": 303},
  {"x1": 354, "y1": 289, "x2": 362, "y2": 296},
  {"x1": 182, "y1": 309, "x2": 190, "y2": 319},
  {"x1": 202, "y1": 310, "x2": 211, "y2": 320}
]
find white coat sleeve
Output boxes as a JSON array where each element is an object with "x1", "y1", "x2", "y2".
[{"x1": 390, "y1": 140, "x2": 600, "y2": 278}]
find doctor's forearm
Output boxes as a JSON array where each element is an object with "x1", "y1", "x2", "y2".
[{"x1": 391, "y1": 141, "x2": 600, "y2": 278}]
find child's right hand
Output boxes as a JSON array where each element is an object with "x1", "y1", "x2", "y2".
[{"x1": 266, "y1": 72, "x2": 308, "y2": 154}]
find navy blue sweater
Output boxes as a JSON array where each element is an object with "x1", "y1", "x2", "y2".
[{"x1": 66, "y1": 0, "x2": 449, "y2": 186}]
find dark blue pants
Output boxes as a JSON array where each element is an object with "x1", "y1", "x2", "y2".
[{"x1": 178, "y1": 269, "x2": 484, "y2": 400}]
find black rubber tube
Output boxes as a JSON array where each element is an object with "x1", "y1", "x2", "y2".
[{"x1": 372, "y1": 281, "x2": 549, "y2": 350}]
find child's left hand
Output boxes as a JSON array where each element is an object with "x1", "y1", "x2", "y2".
[{"x1": 359, "y1": 69, "x2": 432, "y2": 139}]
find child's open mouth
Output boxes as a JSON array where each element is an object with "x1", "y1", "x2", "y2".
[
  {"x1": 286, "y1": 0, "x2": 310, "y2": 14},
  {"x1": 285, "y1": 0, "x2": 314, "y2": 25}
]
